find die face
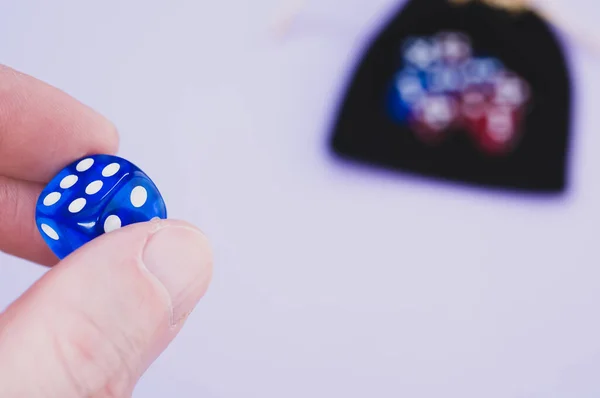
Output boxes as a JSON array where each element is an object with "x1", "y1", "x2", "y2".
[
  {"x1": 98, "y1": 171, "x2": 167, "y2": 235},
  {"x1": 37, "y1": 155, "x2": 134, "y2": 222},
  {"x1": 35, "y1": 155, "x2": 167, "y2": 259}
]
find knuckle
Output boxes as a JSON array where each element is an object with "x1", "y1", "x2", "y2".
[{"x1": 0, "y1": 177, "x2": 27, "y2": 238}]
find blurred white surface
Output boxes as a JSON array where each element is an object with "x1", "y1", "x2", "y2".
[{"x1": 1, "y1": 0, "x2": 600, "y2": 397}]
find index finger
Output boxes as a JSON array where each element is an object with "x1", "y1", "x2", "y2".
[{"x1": 0, "y1": 64, "x2": 119, "y2": 182}]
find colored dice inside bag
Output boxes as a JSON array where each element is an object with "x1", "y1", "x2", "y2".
[
  {"x1": 387, "y1": 31, "x2": 531, "y2": 155},
  {"x1": 35, "y1": 155, "x2": 167, "y2": 259},
  {"x1": 331, "y1": 0, "x2": 571, "y2": 194}
]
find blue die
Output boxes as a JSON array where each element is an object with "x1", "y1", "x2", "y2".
[
  {"x1": 387, "y1": 67, "x2": 427, "y2": 123},
  {"x1": 35, "y1": 154, "x2": 167, "y2": 259}
]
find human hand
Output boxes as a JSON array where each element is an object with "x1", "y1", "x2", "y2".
[{"x1": 0, "y1": 65, "x2": 213, "y2": 397}]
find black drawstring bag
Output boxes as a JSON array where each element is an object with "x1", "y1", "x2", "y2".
[{"x1": 330, "y1": 0, "x2": 572, "y2": 194}]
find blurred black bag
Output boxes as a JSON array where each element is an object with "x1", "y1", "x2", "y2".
[{"x1": 330, "y1": 0, "x2": 572, "y2": 194}]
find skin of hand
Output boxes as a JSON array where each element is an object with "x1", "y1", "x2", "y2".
[{"x1": 0, "y1": 65, "x2": 213, "y2": 397}]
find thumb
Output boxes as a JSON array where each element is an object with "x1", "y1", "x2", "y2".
[{"x1": 0, "y1": 219, "x2": 213, "y2": 397}]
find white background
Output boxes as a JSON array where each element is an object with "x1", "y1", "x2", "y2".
[{"x1": 1, "y1": 0, "x2": 600, "y2": 396}]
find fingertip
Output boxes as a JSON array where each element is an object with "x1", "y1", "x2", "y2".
[
  {"x1": 0, "y1": 216, "x2": 213, "y2": 396},
  {"x1": 0, "y1": 64, "x2": 121, "y2": 182},
  {"x1": 141, "y1": 221, "x2": 213, "y2": 326},
  {"x1": 88, "y1": 117, "x2": 120, "y2": 157}
]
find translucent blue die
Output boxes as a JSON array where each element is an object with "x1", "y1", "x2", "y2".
[{"x1": 35, "y1": 154, "x2": 167, "y2": 259}]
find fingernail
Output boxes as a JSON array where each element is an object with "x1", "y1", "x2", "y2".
[{"x1": 142, "y1": 225, "x2": 212, "y2": 326}]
